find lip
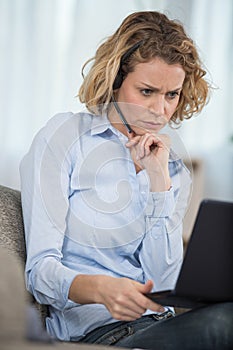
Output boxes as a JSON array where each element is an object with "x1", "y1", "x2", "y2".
[{"x1": 141, "y1": 121, "x2": 163, "y2": 130}]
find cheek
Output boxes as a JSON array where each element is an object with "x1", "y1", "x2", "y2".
[
  {"x1": 167, "y1": 99, "x2": 180, "y2": 115},
  {"x1": 123, "y1": 103, "x2": 140, "y2": 120},
  {"x1": 118, "y1": 80, "x2": 144, "y2": 104},
  {"x1": 117, "y1": 88, "x2": 144, "y2": 118},
  {"x1": 119, "y1": 88, "x2": 139, "y2": 105}
]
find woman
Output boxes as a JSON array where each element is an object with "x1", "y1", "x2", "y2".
[{"x1": 20, "y1": 11, "x2": 233, "y2": 349}]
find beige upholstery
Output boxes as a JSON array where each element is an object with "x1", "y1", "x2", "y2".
[
  {"x1": 0, "y1": 247, "x2": 27, "y2": 343},
  {"x1": 0, "y1": 185, "x2": 126, "y2": 349},
  {"x1": 0, "y1": 247, "x2": 118, "y2": 350},
  {"x1": 0, "y1": 185, "x2": 26, "y2": 261},
  {"x1": 0, "y1": 185, "x2": 49, "y2": 322}
]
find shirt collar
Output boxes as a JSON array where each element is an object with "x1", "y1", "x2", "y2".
[
  {"x1": 89, "y1": 111, "x2": 181, "y2": 161},
  {"x1": 90, "y1": 113, "x2": 111, "y2": 136},
  {"x1": 90, "y1": 112, "x2": 127, "y2": 140}
]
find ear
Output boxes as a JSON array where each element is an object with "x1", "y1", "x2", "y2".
[{"x1": 113, "y1": 69, "x2": 124, "y2": 90}]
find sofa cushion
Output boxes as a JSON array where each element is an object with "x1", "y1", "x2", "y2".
[
  {"x1": 0, "y1": 185, "x2": 26, "y2": 263},
  {"x1": 0, "y1": 185, "x2": 49, "y2": 323},
  {"x1": 0, "y1": 247, "x2": 27, "y2": 342}
]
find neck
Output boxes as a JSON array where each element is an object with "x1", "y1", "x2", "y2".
[
  {"x1": 108, "y1": 104, "x2": 129, "y2": 137},
  {"x1": 108, "y1": 103, "x2": 143, "y2": 174}
]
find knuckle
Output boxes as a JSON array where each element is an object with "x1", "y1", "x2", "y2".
[
  {"x1": 114, "y1": 293, "x2": 128, "y2": 307},
  {"x1": 112, "y1": 312, "x2": 121, "y2": 320},
  {"x1": 112, "y1": 304, "x2": 121, "y2": 316}
]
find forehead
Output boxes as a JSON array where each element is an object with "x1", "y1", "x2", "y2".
[{"x1": 130, "y1": 57, "x2": 185, "y2": 86}]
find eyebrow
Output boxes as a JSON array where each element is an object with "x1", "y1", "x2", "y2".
[{"x1": 140, "y1": 82, "x2": 183, "y2": 92}]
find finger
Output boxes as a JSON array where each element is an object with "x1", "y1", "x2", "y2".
[
  {"x1": 116, "y1": 305, "x2": 146, "y2": 320},
  {"x1": 113, "y1": 311, "x2": 143, "y2": 322},
  {"x1": 150, "y1": 134, "x2": 170, "y2": 153},
  {"x1": 125, "y1": 135, "x2": 141, "y2": 147},
  {"x1": 116, "y1": 312, "x2": 143, "y2": 321},
  {"x1": 132, "y1": 279, "x2": 153, "y2": 294},
  {"x1": 133, "y1": 291, "x2": 165, "y2": 313},
  {"x1": 139, "y1": 280, "x2": 154, "y2": 294},
  {"x1": 137, "y1": 134, "x2": 157, "y2": 158},
  {"x1": 140, "y1": 134, "x2": 168, "y2": 158},
  {"x1": 133, "y1": 281, "x2": 165, "y2": 313},
  {"x1": 147, "y1": 299, "x2": 165, "y2": 313},
  {"x1": 112, "y1": 281, "x2": 153, "y2": 318},
  {"x1": 109, "y1": 300, "x2": 147, "y2": 321},
  {"x1": 143, "y1": 136, "x2": 158, "y2": 157},
  {"x1": 126, "y1": 129, "x2": 136, "y2": 140}
]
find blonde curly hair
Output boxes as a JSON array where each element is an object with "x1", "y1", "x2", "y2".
[{"x1": 78, "y1": 11, "x2": 210, "y2": 124}]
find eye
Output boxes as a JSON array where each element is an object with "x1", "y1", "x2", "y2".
[
  {"x1": 141, "y1": 88, "x2": 153, "y2": 96},
  {"x1": 167, "y1": 91, "x2": 180, "y2": 99}
]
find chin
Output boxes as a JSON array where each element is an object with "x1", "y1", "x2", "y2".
[
  {"x1": 133, "y1": 125, "x2": 162, "y2": 135},
  {"x1": 130, "y1": 126, "x2": 145, "y2": 135}
]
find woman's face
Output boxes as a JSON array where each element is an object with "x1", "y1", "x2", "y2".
[{"x1": 114, "y1": 57, "x2": 185, "y2": 135}]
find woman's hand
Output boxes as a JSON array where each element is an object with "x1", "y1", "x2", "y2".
[
  {"x1": 69, "y1": 275, "x2": 165, "y2": 321},
  {"x1": 96, "y1": 276, "x2": 165, "y2": 321},
  {"x1": 125, "y1": 131, "x2": 171, "y2": 192}
]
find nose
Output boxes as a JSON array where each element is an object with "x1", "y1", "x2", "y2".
[{"x1": 149, "y1": 95, "x2": 165, "y2": 117}]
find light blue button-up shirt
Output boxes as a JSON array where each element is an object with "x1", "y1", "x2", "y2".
[{"x1": 20, "y1": 111, "x2": 191, "y2": 341}]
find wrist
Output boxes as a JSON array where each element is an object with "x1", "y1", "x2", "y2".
[
  {"x1": 95, "y1": 275, "x2": 113, "y2": 304},
  {"x1": 147, "y1": 170, "x2": 171, "y2": 192},
  {"x1": 68, "y1": 274, "x2": 107, "y2": 304}
]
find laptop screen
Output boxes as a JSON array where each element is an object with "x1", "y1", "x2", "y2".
[{"x1": 176, "y1": 199, "x2": 233, "y2": 301}]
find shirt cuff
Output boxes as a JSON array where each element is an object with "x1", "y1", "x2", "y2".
[
  {"x1": 144, "y1": 186, "x2": 175, "y2": 218},
  {"x1": 62, "y1": 269, "x2": 80, "y2": 309}
]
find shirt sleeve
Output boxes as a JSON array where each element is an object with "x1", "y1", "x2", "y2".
[
  {"x1": 20, "y1": 113, "x2": 78, "y2": 311},
  {"x1": 138, "y1": 160, "x2": 192, "y2": 292}
]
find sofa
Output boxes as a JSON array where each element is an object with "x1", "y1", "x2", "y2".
[{"x1": 0, "y1": 185, "x2": 126, "y2": 350}]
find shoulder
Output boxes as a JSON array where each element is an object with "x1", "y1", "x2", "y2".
[
  {"x1": 20, "y1": 111, "x2": 95, "y2": 167},
  {"x1": 38, "y1": 111, "x2": 94, "y2": 140},
  {"x1": 26, "y1": 111, "x2": 96, "y2": 153}
]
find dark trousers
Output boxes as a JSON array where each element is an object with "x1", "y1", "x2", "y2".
[{"x1": 81, "y1": 303, "x2": 233, "y2": 349}]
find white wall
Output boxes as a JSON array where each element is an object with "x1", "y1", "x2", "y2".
[{"x1": 0, "y1": 0, "x2": 232, "y2": 203}]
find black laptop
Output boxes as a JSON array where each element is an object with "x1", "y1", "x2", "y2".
[{"x1": 146, "y1": 199, "x2": 233, "y2": 308}]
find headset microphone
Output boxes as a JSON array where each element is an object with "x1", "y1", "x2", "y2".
[
  {"x1": 112, "y1": 96, "x2": 133, "y2": 134},
  {"x1": 113, "y1": 40, "x2": 143, "y2": 90},
  {"x1": 112, "y1": 41, "x2": 143, "y2": 133}
]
